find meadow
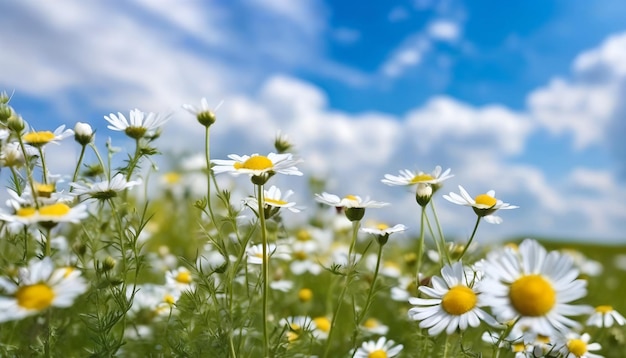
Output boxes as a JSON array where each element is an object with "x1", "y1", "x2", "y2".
[{"x1": 0, "y1": 93, "x2": 625, "y2": 357}]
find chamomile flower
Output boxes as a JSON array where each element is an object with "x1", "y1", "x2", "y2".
[
  {"x1": 0, "y1": 257, "x2": 87, "y2": 323},
  {"x1": 586, "y1": 305, "x2": 626, "y2": 327},
  {"x1": 408, "y1": 261, "x2": 499, "y2": 336},
  {"x1": 243, "y1": 185, "x2": 301, "y2": 219},
  {"x1": 22, "y1": 125, "x2": 74, "y2": 147},
  {"x1": 353, "y1": 336, "x2": 403, "y2": 358},
  {"x1": 246, "y1": 243, "x2": 292, "y2": 265},
  {"x1": 182, "y1": 97, "x2": 221, "y2": 127},
  {"x1": 315, "y1": 193, "x2": 389, "y2": 209},
  {"x1": 382, "y1": 165, "x2": 453, "y2": 189},
  {"x1": 280, "y1": 316, "x2": 315, "y2": 342},
  {"x1": 104, "y1": 109, "x2": 169, "y2": 139},
  {"x1": 361, "y1": 223, "x2": 407, "y2": 245},
  {"x1": 443, "y1": 185, "x2": 518, "y2": 224},
  {"x1": 480, "y1": 239, "x2": 592, "y2": 338},
  {"x1": 0, "y1": 202, "x2": 88, "y2": 227},
  {"x1": 556, "y1": 333, "x2": 603, "y2": 358},
  {"x1": 360, "y1": 317, "x2": 389, "y2": 335},
  {"x1": 213, "y1": 152, "x2": 302, "y2": 180},
  {"x1": 165, "y1": 267, "x2": 195, "y2": 293},
  {"x1": 71, "y1": 173, "x2": 142, "y2": 200}
]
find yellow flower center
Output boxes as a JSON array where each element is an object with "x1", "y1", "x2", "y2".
[
  {"x1": 234, "y1": 155, "x2": 273, "y2": 170},
  {"x1": 475, "y1": 194, "x2": 497, "y2": 207},
  {"x1": 509, "y1": 274, "x2": 556, "y2": 316},
  {"x1": 35, "y1": 183, "x2": 55, "y2": 198},
  {"x1": 368, "y1": 350, "x2": 388, "y2": 358},
  {"x1": 344, "y1": 194, "x2": 358, "y2": 201},
  {"x1": 313, "y1": 317, "x2": 331, "y2": 333},
  {"x1": 376, "y1": 223, "x2": 389, "y2": 230},
  {"x1": 596, "y1": 305, "x2": 613, "y2": 313},
  {"x1": 175, "y1": 270, "x2": 192, "y2": 284},
  {"x1": 163, "y1": 172, "x2": 181, "y2": 184},
  {"x1": 298, "y1": 288, "x2": 313, "y2": 302},
  {"x1": 17, "y1": 207, "x2": 36, "y2": 217},
  {"x1": 286, "y1": 331, "x2": 299, "y2": 342},
  {"x1": 15, "y1": 283, "x2": 55, "y2": 310},
  {"x1": 265, "y1": 197, "x2": 288, "y2": 206},
  {"x1": 296, "y1": 229, "x2": 311, "y2": 241},
  {"x1": 23, "y1": 131, "x2": 55, "y2": 145},
  {"x1": 512, "y1": 343, "x2": 526, "y2": 353},
  {"x1": 567, "y1": 338, "x2": 588, "y2": 356},
  {"x1": 441, "y1": 285, "x2": 477, "y2": 315},
  {"x1": 38, "y1": 203, "x2": 71, "y2": 217},
  {"x1": 294, "y1": 251, "x2": 307, "y2": 260},
  {"x1": 363, "y1": 318, "x2": 380, "y2": 329},
  {"x1": 164, "y1": 294, "x2": 176, "y2": 305},
  {"x1": 410, "y1": 173, "x2": 434, "y2": 184}
]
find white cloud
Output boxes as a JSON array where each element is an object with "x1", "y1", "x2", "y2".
[
  {"x1": 573, "y1": 32, "x2": 626, "y2": 77},
  {"x1": 388, "y1": 6, "x2": 410, "y2": 22},
  {"x1": 381, "y1": 37, "x2": 430, "y2": 77},
  {"x1": 427, "y1": 20, "x2": 460, "y2": 42}
]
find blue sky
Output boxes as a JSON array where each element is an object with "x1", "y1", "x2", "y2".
[{"x1": 1, "y1": 1, "x2": 626, "y2": 243}]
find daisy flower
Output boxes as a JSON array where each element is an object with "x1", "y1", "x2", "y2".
[
  {"x1": 408, "y1": 261, "x2": 499, "y2": 336},
  {"x1": 311, "y1": 316, "x2": 332, "y2": 339},
  {"x1": 315, "y1": 192, "x2": 388, "y2": 209},
  {"x1": 443, "y1": 185, "x2": 518, "y2": 224},
  {"x1": 556, "y1": 333, "x2": 603, "y2": 358},
  {"x1": 0, "y1": 257, "x2": 87, "y2": 323},
  {"x1": 182, "y1": 97, "x2": 221, "y2": 127},
  {"x1": 243, "y1": 185, "x2": 301, "y2": 219},
  {"x1": 280, "y1": 316, "x2": 315, "y2": 342},
  {"x1": 104, "y1": 108, "x2": 169, "y2": 139},
  {"x1": 165, "y1": 267, "x2": 195, "y2": 294},
  {"x1": 246, "y1": 243, "x2": 292, "y2": 265},
  {"x1": 480, "y1": 239, "x2": 592, "y2": 339},
  {"x1": 361, "y1": 223, "x2": 407, "y2": 245},
  {"x1": 353, "y1": 336, "x2": 403, "y2": 358},
  {"x1": 586, "y1": 305, "x2": 626, "y2": 327},
  {"x1": 212, "y1": 152, "x2": 302, "y2": 185},
  {"x1": 360, "y1": 317, "x2": 389, "y2": 335},
  {"x1": 0, "y1": 202, "x2": 88, "y2": 227},
  {"x1": 382, "y1": 165, "x2": 453, "y2": 188},
  {"x1": 22, "y1": 125, "x2": 74, "y2": 147},
  {"x1": 71, "y1": 173, "x2": 142, "y2": 200}
]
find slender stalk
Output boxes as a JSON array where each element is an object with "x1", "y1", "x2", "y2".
[
  {"x1": 70, "y1": 144, "x2": 87, "y2": 190},
  {"x1": 323, "y1": 220, "x2": 360, "y2": 358},
  {"x1": 37, "y1": 147, "x2": 48, "y2": 184},
  {"x1": 459, "y1": 216, "x2": 481, "y2": 260},
  {"x1": 429, "y1": 200, "x2": 451, "y2": 264},
  {"x1": 16, "y1": 135, "x2": 40, "y2": 209},
  {"x1": 256, "y1": 184, "x2": 270, "y2": 358},
  {"x1": 415, "y1": 206, "x2": 426, "y2": 285},
  {"x1": 10, "y1": 167, "x2": 23, "y2": 196},
  {"x1": 351, "y1": 241, "x2": 384, "y2": 353},
  {"x1": 89, "y1": 143, "x2": 107, "y2": 180},
  {"x1": 204, "y1": 126, "x2": 217, "y2": 221}
]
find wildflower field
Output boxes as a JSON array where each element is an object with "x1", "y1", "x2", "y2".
[{"x1": 0, "y1": 92, "x2": 625, "y2": 358}]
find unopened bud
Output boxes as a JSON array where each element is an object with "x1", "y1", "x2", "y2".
[{"x1": 74, "y1": 122, "x2": 94, "y2": 145}]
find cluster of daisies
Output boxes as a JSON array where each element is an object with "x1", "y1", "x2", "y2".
[{"x1": 0, "y1": 93, "x2": 623, "y2": 357}]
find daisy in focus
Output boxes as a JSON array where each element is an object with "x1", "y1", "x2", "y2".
[
  {"x1": 408, "y1": 261, "x2": 498, "y2": 336},
  {"x1": 480, "y1": 239, "x2": 592, "y2": 339},
  {"x1": 71, "y1": 173, "x2": 142, "y2": 200},
  {"x1": 353, "y1": 336, "x2": 403, "y2": 358},
  {"x1": 212, "y1": 152, "x2": 302, "y2": 184},
  {"x1": 0, "y1": 257, "x2": 87, "y2": 323},
  {"x1": 104, "y1": 108, "x2": 169, "y2": 139},
  {"x1": 22, "y1": 125, "x2": 74, "y2": 148},
  {"x1": 556, "y1": 333, "x2": 603, "y2": 358},
  {"x1": 443, "y1": 185, "x2": 518, "y2": 224}
]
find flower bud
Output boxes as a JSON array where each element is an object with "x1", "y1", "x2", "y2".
[
  {"x1": 415, "y1": 183, "x2": 433, "y2": 207},
  {"x1": 74, "y1": 122, "x2": 94, "y2": 145},
  {"x1": 7, "y1": 114, "x2": 24, "y2": 133},
  {"x1": 197, "y1": 110, "x2": 216, "y2": 127}
]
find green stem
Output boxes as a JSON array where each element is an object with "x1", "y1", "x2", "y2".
[
  {"x1": 443, "y1": 334, "x2": 450, "y2": 358},
  {"x1": 323, "y1": 220, "x2": 360, "y2": 358},
  {"x1": 16, "y1": 135, "x2": 40, "y2": 209},
  {"x1": 415, "y1": 206, "x2": 426, "y2": 286},
  {"x1": 70, "y1": 144, "x2": 87, "y2": 190},
  {"x1": 89, "y1": 143, "x2": 107, "y2": 180},
  {"x1": 351, "y1": 241, "x2": 384, "y2": 353},
  {"x1": 37, "y1": 147, "x2": 48, "y2": 184},
  {"x1": 256, "y1": 184, "x2": 270, "y2": 358},
  {"x1": 204, "y1": 126, "x2": 217, "y2": 221},
  {"x1": 459, "y1": 216, "x2": 481, "y2": 260},
  {"x1": 429, "y1": 200, "x2": 451, "y2": 264},
  {"x1": 10, "y1": 167, "x2": 23, "y2": 196}
]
